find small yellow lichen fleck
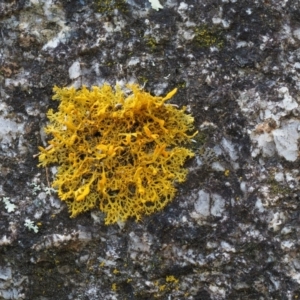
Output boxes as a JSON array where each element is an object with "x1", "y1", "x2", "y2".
[
  {"x1": 166, "y1": 275, "x2": 179, "y2": 284},
  {"x1": 38, "y1": 84, "x2": 197, "y2": 224},
  {"x1": 111, "y1": 283, "x2": 117, "y2": 291},
  {"x1": 224, "y1": 169, "x2": 230, "y2": 176}
]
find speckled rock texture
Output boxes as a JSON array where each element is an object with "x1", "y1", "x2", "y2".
[{"x1": 1, "y1": 0, "x2": 300, "y2": 299}]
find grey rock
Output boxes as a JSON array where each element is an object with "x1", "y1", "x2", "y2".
[{"x1": 0, "y1": 0, "x2": 300, "y2": 299}]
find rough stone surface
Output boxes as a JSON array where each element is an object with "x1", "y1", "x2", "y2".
[{"x1": 1, "y1": 0, "x2": 300, "y2": 299}]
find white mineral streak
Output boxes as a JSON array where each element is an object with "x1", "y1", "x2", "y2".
[{"x1": 31, "y1": 230, "x2": 92, "y2": 251}]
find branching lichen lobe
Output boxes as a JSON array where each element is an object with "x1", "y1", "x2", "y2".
[{"x1": 38, "y1": 84, "x2": 197, "y2": 224}]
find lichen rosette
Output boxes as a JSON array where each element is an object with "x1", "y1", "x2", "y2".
[{"x1": 38, "y1": 84, "x2": 197, "y2": 224}]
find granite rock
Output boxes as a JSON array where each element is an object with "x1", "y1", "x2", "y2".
[{"x1": 0, "y1": 0, "x2": 300, "y2": 299}]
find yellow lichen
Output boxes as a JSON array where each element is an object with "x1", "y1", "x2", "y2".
[
  {"x1": 111, "y1": 283, "x2": 117, "y2": 291},
  {"x1": 166, "y1": 275, "x2": 179, "y2": 284},
  {"x1": 38, "y1": 84, "x2": 197, "y2": 224},
  {"x1": 224, "y1": 169, "x2": 230, "y2": 177}
]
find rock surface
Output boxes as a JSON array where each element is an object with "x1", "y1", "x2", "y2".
[{"x1": 1, "y1": 0, "x2": 300, "y2": 299}]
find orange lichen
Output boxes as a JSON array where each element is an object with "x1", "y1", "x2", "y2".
[{"x1": 38, "y1": 84, "x2": 197, "y2": 224}]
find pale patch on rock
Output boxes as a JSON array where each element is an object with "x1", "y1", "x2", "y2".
[
  {"x1": 272, "y1": 119, "x2": 300, "y2": 161},
  {"x1": 268, "y1": 211, "x2": 286, "y2": 232},
  {"x1": 127, "y1": 57, "x2": 140, "y2": 66},
  {"x1": 255, "y1": 198, "x2": 265, "y2": 213},
  {"x1": 149, "y1": 0, "x2": 163, "y2": 11},
  {"x1": 193, "y1": 190, "x2": 210, "y2": 218},
  {"x1": 0, "y1": 266, "x2": 12, "y2": 281},
  {"x1": 129, "y1": 232, "x2": 151, "y2": 253},
  {"x1": 211, "y1": 161, "x2": 225, "y2": 171},
  {"x1": 212, "y1": 17, "x2": 222, "y2": 24},
  {"x1": 209, "y1": 285, "x2": 226, "y2": 298},
  {"x1": 220, "y1": 241, "x2": 236, "y2": 253},
  {"x1": 238, "y1": 86, "x2": 300, "y2": 161},
  {"x1": 274, "y1": 172, "x2": 284, "y2": 182},
  {"x1": 211, "y1": 193, "x2": 225, "y2": 217},
  {"x1": 251, "y1": 131, "x2": 276, "y2": 158},
  {"x1": 41, "y1": 0, "x2": 71, "y2": 50},
  {"x1": 0, "y1": 112, "x2": 25, "y2": 153},
  {"x1": 221, "y1": 138, "x2": 239, "y2": 169},
  {"x1": 277, "y1": 87, "x2": 298, "y2": 111},
  {"x1": 293, "y1": 28, "x2": 300, "y2": 40},
  {"x1": 281, "y1": 240, "x2": 294, "y2": 251},
  {"x1": 0, "y1": 236, "x2": 12, "y2": 246},
  {"x1": 69, "y1": 61, "x2": 81, "y2": 79},
  {"x1": 191, "y1": 191, "x2": 226, "y2": 222}
]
